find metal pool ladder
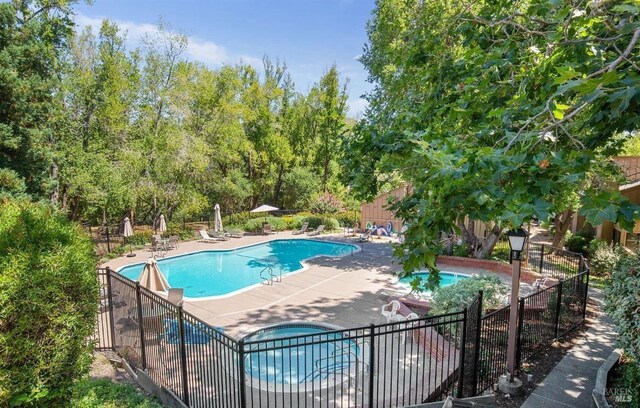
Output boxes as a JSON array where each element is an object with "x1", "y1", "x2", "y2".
[{"x1": 260, "y1": 262, "x2": 282, "y2": 286}]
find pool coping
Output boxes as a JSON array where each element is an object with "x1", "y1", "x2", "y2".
[{"x1": 115, "y1": 238, "x2": 362, "y2": 301}]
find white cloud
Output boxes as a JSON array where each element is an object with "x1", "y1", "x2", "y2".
[
  {"x1": 348, "y1": 97, "x2": 368, "y2": 118},
  {"x1": 73, "y1": 13, "x2": 259, "y2": 68}
]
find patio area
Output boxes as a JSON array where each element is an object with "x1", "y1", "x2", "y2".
[{"x1": 102, "y1": 232, "x2": 536, "y2": 337}]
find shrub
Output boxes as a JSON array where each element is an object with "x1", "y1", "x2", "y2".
[
  {"x1": 452, "y1": 243, "x2": 469, "y2": 257},
  {"x1": 166, "y1": 222, "x2": 194, "y2": 240},
  {"x1": 565, "y1": 230, "x2": 593, "y2": 255},
  {"x1": 0, "y1": 199, "x2": 98, "y2": 406},
  {"x1": 334, "y1": 212, "x2": 359, "y2": 228},
  {"x1": 244, "y1": 216, "x2": 287, "y2": 232},
  {"x1": 223, "y1": 212, "x2": 251, "y2": 227},
  {"x1": 587, "y1": 239, "x2": 619, "y2": 277},
  {"x1": 430, "y1": 275, "x2": 507, "y2": 316},
  {"x1": 127, "y1": 231, "x2": 152, "y2": 246},
  {"x1": 302, "y1": 215, "x2": 340, "y2": 231},
  {"x1": 605, "y1": 254, "x2": 640, "y2": 360},
  {"x1": 70, "y1": 378, "x2": 163, "y2": 408}
]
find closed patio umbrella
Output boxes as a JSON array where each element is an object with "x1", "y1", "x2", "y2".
[
  {"x1": 250, "y1": 204, "x2": 279, "y2": 222},
  {"x1": 214, "y1": 204, "x2": 223, "y2": 232},
  {"x1": 138, "y1": 258, "x2": 170, "y2": 292},
  {"x1": 122, "y1": 217, "x2": 135, "y2": 257},
  {"x1": 158, "y1": 214, "x2": 167, "y2": 235}
]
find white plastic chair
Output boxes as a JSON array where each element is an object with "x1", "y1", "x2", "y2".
[
  {"x1": 381, "y1": 300, "x2": 402, "y2": 323},
  {"x1": 168, "y1": 288, "x2": 184, "y2": 306}
]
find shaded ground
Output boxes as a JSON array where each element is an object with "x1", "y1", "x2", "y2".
[{"x1": 493, "y1": 297, "x2": 599, "y2": 408}]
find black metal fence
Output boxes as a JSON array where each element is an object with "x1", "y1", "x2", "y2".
[
  {"x1": 527, "y1": 243, "x2": 587, "y2": 280},
  {"x1": 94, "y1": 244, "x2": 589, "y2": 406}
]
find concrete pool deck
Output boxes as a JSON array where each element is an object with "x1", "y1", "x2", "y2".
[{"x1": 102, "y1": 232, "x2": 535, "y2": 337}]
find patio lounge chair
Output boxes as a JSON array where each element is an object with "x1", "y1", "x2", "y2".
[
  {"x1": 262, "y1": 223, "x2": 272, "y2": 235},
  {"x1": 292, "y1": 222, "x2": 309, "y2": 235},
  {"x1": 208, "y1": 229, "x2": 229, "y2": 241},
  {"x1": 357, "y1": 230, "x2": 372, "y2": 242},
  {"x1": 226, "y1": 229, "x2": 244, "y2": 238},
  {"x1": 381, "y1": 300, "x2": 402, "y2": 323},
  {"x1": 307, "y1": 225, "x2": 325, "y2": 236},
  {"x1": 198, "y1": 229, "x2": 219, "y2": 243}
]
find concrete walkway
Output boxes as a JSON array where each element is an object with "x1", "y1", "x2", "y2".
[{"x1": 520, "y1": 290, "x2": 617, "y2": 408}]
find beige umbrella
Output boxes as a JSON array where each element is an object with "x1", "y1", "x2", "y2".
[
  {"x1": 123, "y1": 217, "x2": 135, "y2": 257},
  {"x1": 250, "y1": 204, "x2": 279, "y2": 222},
  {"x1": 158, "y1": 214, "x2": 167, "y2": 235},
  {"x1": 214, "y1": 204, "x2": 223, "y2": 232},
  {"x1": 138, "y1": 258, "x2": 170, "y2": 292}
]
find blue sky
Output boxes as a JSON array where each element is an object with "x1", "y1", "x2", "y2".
[{"x1": 73, "y1": 0, "x2": 376, "y2": 117}]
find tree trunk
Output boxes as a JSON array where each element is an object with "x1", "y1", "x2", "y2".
[
  {"x1": 50, "y1": 160, "x2": 59, "y2": 206},
  {"x1": 273, "y1": 164, "x2": 285, "y2": 205},
  {"x1": 551, "y1": 209, "x2": 574, "y2": 249},
  {"x1": 474, "y1": 224, "x2": 503, "y2": 259}
]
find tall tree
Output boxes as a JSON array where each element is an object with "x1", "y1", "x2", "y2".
[{"x1": 346, "y1": 0, "x2": 640, "y2": 285}]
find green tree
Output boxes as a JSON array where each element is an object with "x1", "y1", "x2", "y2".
[
  {"x1": 0, "y1": 0, "x2": 75, "y2": 200},
  {"x1": 346, "y1": 0, "x2": 640, "y2": 286}
]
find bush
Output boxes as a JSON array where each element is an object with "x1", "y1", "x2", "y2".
[
  {"x1": 565, "y1": 230, "x2": 593, "y2": 255},
  {"x1": 126, "y1": 231, "x2": 152, "y2": 246},
  {"x1": 223, "y1": 212, "x2": 251, "y2": 227},
  {"x1": 70, "y1": 378, "x2": 163, "y2": 408},
  {"x1": 334, "y1": 212, "x2": 359, "y2": 228},
  {"x1": 452, "y1": 243, "x2": 469, "y2": 257},
  {"x1": 310, "y1": 192, "x2": 343, "y2": 214},
  {"x1": 244, "y1": 216, "x2": 287, "y2": 232},
  {"x1": 166, "y1": 222, "x2": 194, "y2": 240},
  {"x1": 430, "y1": 275, "x2": 507, "y2": 316},
  {"x1": 587, "y1": 239, "x2": 619, "y2": 277},
  {"x1": 302, "y1": 215, "x2": 340, "y2": 231},
  {"x1": 0, "y1": 199, "x2": 98, "y2": 406},
  {"x1": 605, "y1": 254, "x2": 640, "y2": 360}
]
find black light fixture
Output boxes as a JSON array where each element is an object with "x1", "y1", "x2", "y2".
[{"x1": 506, "y1": 227, "x2": 528, "y2": 260}]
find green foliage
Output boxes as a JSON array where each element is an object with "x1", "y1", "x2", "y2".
[
  {"x1": 346, "y1": 0, "x2": 640, "y2": 280},
  {"x1": 605, "y1": 254, "x2": 640, "y2": 362},
  {"x1": 588, "y1": 239, "x2": 620, "y2": 277},
  {"x1": 223, "y1": 212, "x2": 252, "y2": 228},
  {"x1": 452, "y1": 243, "x2": 469, "y2": 257},
  {"x1": 281, "y1": 167, "x2": 320, "y2": 210},
  {"x1": 334, "y1": 212, "x2": 359, "y2": 227},
  {"x1": 565, "y1": 230, "x2": 594, "y2": 255},
  {"x1": 429, "y1": 275, "x2": 507, "y2": 316},
  {"x1": 244, "y1": 216, "x2": 287, "y2": 232},
  {"x1": 70, "y1": 378, "x2": 163, "y2": 408},
  {"x1": 127, "y1": 231, "x2": 152, "y2": 246},
  {"x1": 310, "y1": 192, "x2": 344, "y2": 214},
  {"x1": 609, "y1": 359, "x2": 640, "y2": 408},
  {"x1": 166, "y1": 222, "x2": 194, "y2": 240},
  {"x1": 302, "y1": 215, "x2": 340, "y2": 231},
  {"x1": 0, "y1": 199, "x2": 98, "y2": 406}
]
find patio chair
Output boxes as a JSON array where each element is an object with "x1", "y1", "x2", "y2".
[
  {"x1": 307, "y1": 224, "x2": 325, "y2": 236},
  {"x1": 292, "y1": 222, "x2": 309, "y2": 235},
  {"x1": 533, "y1": 275, "x2": 549, "y2": 290},
  {"x1": 262, "y1": 223, "x2": 272, "y2": 235},
  {"x1": 226, "y1": 229, "x2": 244, "y2": 238},
  {"x1": 357, "y1": 230, "x2": 372, "y2": 242},
  {"x1": 167, "y1": 235, "x2": 179, "y2": 250},
  {"x1": 198, "y1": 229, "x2": 219, "y2": 243},
  {"x1": 167, "y1": 288, "x2": 184, "y2": 306},
  {"x1": 381, "y1": 300, "x2": 402, "y2": 323},
  {"x1": 208, "y1": 229, "x2": 229, "y2": 241}
]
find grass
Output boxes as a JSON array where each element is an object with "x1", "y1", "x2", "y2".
[{"x1": 70, "y1": 378, "x2": 163, "y2": 408}]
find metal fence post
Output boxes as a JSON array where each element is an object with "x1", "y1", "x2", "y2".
[
  {"x1": 106, "y1": 268, "x2": 116, "y2": 350},
  {"x1": 582, "y1": 269, "x2": 590, "y2": 323},
  {"x1": 177, "y1": 306, "x2": 190, "y2": 406},
  {"x1": 554, "y1": 281, "x2": 563, "y2": 340},
  {"x1": 471, "y1": 291, "x2": 484, "y2": 396},
  {"x1": 106, "y1": 225, "x2": 111, "y2": 253},
  {"x1": 238, "y1": 339, "x2": 247, "y2": 408},
  {"x1": 457, "y1": 307, "x2": 468, "y2": 398},
  {"x1": 134, "y1": 282, "x2": 147, "y2": 370},
  {"x1": 538, "y1": 245, "x2": 544, "y2": 273},
  {"x1": 515, "y1": 298, "x2": 525, "y2": 369},
  {"x1": 368, "y1": 323, "x2": 375, "y2": 408}
]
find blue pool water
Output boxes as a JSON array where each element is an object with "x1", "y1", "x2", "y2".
[
  {"x1": 243, "y1": 324, "x2": 359, "y2": 385},
  {"x1": 398, "y1": 271, "x2": 470, "y2": 288},
  {"x1": 118, "y1": 239, "x2": 357, "y2": 298}
]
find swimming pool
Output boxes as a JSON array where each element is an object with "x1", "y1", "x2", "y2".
[
  {"x1": 398, "y1": 271, "x2": 470, "y2": 290},
  {"x1": 242, "y1": 323, "x2": 360, "y2": 388},
  {"x1": 118, "y1": 239, "x2": 358, "y2": 299}
]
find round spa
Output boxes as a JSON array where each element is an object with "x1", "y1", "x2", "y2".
[
  {"x1": 397, "y1": 270, "x2": 471, "y2": 294},
  {"x1": 241, "y1": 322, "x2": 362, "y2": 392}
]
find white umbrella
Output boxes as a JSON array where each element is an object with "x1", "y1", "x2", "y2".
[
  {"x1": 158, "y1": 214, "x2": 167, "y2": 235},
  {"x1": 122, "y1": 217, "x2": 135, "y2": 257},
  {"x1": 250, "y1": 204, "x2": 279, "y2": 222},
  {"x1": 138, "y1": 258, "x2": 170, "y2": 292},
  {"x1": 214, "y1": 204, "x2": 223, "y2": 232}
]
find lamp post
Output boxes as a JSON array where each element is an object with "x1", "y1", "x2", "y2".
[{"x1": 506, "y1": 227, "x2": 528, "y2": 383}]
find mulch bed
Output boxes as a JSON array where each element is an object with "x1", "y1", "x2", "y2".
[{"x1": 493, "y1": 298, "x2": 600, "y2": 407}]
